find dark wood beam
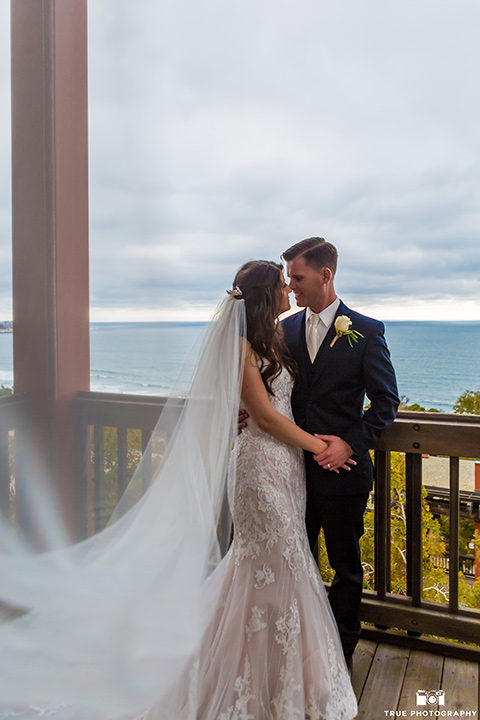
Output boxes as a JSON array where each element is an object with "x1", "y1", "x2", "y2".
[{"x1": 376, "y1": 411, "x2": 480, "y2": 458}]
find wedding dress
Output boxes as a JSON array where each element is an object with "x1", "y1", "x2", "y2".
[
  {"x1": 147, "y1": 367, "x2": 358, "y2": 720},
  {"x1": 0, "y1": 296, "x2": 357, "y2": 720}
]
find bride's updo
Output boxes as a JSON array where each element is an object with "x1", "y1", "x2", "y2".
[{"x1": 232, "y1": 260, "x2": 296, "y2": 395}]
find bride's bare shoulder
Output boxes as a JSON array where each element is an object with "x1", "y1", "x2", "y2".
[{"x1": 239, "y1": 337, "x2": 261, "y2": 368}]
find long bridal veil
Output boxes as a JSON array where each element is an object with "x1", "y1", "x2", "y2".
[{"x1": 0, "y1": 295, "x2": 246, "y2": 718}]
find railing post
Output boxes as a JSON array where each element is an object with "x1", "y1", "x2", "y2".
[
  {"x1": 475, "y1": 463, "x2": 480, "y2": 581},
  {"x1": 117, "y1": 427, "x2": 128, "y2": 497},
  {"x1": 0, "y1": 429, "x2": 10, "y2": 518},
  {"x1": 141, "y1": 429, "x2": 153, "y2": 492},
  {"x1": 93, "y1": 425, "x2": 105, "y2": 532},
  {"x1": 449, "y1": 457, "x2": 460, "y2": 613},
  {"x1": 406, "y1": 453, "x2": 423, "y2": 606},
  {"x1": 374, "y1": 450, "x2": 391, "y2": 600},
  {"x1": 74, "y1": 400, "x2": 92, "y2": 539}
]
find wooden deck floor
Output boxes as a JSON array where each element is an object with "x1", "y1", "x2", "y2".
[{"x1": 353, "y1": 640, "x2": 480, "y2": 719}]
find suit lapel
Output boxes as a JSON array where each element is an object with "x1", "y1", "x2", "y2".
[
  {"x1": 296, "y1": 311, "x2": 312, "y2": 382},
  {"x1": 285, "y1": 310, "x2": 311, "y2": 384},
  {"x1": 310, "y1": 300, "x2": 349, "y2": 383}
]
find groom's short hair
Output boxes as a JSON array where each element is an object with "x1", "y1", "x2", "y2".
[{"x1": 282, "y1": 237, "x2": 338, "y2": 275}]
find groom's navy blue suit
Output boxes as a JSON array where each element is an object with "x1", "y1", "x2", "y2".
[{"x1": 282, "y1": 300, "x2": 399, "y2": 658}]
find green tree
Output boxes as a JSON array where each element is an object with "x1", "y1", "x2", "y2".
[
  {"x1": 438, "y1": 516, "x2": 475, "y2": 556},
  {"x1": 453, "y1": 390, "x2": 480, "y2": 415},
  {"x1": 399, "y1": 397, "x2": 440, "y2": 413}
]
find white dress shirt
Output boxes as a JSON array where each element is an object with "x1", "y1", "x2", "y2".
[{"x1": 305, "y1": 297, "x2": 340, "y2": 360}]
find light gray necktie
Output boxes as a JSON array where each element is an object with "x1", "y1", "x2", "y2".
[{"x1": 307, "y1": 313, "x2": 321, "y2": 362}]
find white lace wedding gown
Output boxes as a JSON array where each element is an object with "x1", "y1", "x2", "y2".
[{"x1": 148, "y1": 368, "x2": 358, "y2": 720}]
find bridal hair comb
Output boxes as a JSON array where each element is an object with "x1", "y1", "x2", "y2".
[{"x1": 226, "y1": 286, "x2": 244, "y2": 299}]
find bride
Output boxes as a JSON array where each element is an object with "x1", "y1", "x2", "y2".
[{"x1": 0, "y1": 260, "x2": 357, "y2": 720}]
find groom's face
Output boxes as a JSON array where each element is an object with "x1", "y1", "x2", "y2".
[{"x1": 286, "y1": 256, "x2": 332, "y2": 313}]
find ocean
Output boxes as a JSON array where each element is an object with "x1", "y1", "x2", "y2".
[{"x1": 0, "y1": 321, "x2": 479, "y2": 412}]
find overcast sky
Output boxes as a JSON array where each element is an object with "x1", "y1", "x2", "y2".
[{"x1": 1, "y1": 0, "x2": 480, "y2": 321}]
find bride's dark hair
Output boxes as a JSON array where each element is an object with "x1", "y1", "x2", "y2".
[{"x1": 232, "y1": 260, "x2": 296, "y2": 395}]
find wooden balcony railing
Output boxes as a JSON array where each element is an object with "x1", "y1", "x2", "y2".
[
  {"x1": 431, "y1": 553, "x2": 476, "y2": 577},
  {"x1": 2, "y1": 393, "x2": 480, "y2": 661},
  {"x1": 74, "y1": 391, "x2": 178, "y2": 536},
  {"x1": 365, "y1": 411, "x2": 480, "y2": 661}
]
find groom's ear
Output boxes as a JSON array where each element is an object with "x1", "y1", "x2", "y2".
[{"x1": 320, "y1": 267, "x2": 333, "y2": 284}]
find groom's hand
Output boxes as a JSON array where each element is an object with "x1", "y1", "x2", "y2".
[
  {"x1": 313, "y1": 435, "x2": 354, "y2": 472},
  {"x1": 238, "y1": 408, "x2": 249, "y2": 435}
]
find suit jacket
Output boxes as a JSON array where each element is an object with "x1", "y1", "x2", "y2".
[{"x1": 282, "y1": 300, "x2": 399, "y2": 495}]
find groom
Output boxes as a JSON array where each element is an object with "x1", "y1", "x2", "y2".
[{"x1": 281, "y1": 237, "x2": 399, "y2": 670}]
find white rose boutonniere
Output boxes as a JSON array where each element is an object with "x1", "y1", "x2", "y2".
[{"x1": 330, "y1": 315, "x2": 364, "y2": 348}]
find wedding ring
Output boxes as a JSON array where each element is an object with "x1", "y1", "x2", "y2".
[{"x1": 327, "y1": 463, "x2": 330, "y2": 468}]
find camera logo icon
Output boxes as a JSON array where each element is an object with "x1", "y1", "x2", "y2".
[{"x1": 416, "y1": 690, "x2": 445, "y2": 706}]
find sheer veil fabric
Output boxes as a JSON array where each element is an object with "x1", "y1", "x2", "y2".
[{"x1": 0, "y1": 296, "x2": 246, "y2": 718}]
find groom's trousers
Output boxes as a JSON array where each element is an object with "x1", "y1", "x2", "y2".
[{"x1": 305, "y1": 491, "x2": 369, "y2": 660}]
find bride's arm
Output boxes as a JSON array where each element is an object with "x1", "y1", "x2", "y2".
[{"x1": 241, "y1": 345, "x2": 327, "y2": 455}]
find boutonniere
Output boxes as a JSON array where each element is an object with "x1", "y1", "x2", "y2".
[{"x1": 330, "y1": 315, "x2": 364, "y2": 348}]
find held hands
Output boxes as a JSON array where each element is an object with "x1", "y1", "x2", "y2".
[
  {"x1": 237, "y1": 407, "x2": 356, "y2": 475},
  {"x1": 313, "y1": 435, "x2": 356, "y2": 473},
  {"x1": 238, "y1": 408, "x2": 249, "y2": 435}
]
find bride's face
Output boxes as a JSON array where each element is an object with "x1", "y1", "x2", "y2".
[{"x1": 277, "y1": 272, "x2": 291, "y2": 315}]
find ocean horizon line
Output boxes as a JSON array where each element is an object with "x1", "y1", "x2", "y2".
[{"x1": 88, "y1": 319, "x2": 480, "y2": 325}]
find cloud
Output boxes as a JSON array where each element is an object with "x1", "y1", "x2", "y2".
[{"x1": 2, "y1": 0, "x2": 480, "y2": 319}]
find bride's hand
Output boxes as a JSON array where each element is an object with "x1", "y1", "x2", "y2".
[
  {"x1": 339, "y1": 457, "x2": 357, "y2": 472},
  {"x1": 312, "y1": 435, "x2": 357, "y2": 473}
]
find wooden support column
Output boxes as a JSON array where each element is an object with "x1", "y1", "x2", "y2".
[{"x1": 11, "y1": 0, "x2": 90, "y2": 539}]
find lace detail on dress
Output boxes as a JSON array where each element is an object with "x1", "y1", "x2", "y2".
[
  {"x1": 323, "y1": 635, "x2": 358, "y2": 719},
  {"x1": 217, "y1": 657, "x2": 255, "y2": 720},
  {"x1": 245, "y1": 606, "x2": 267, "y2": 640},
  {"x1": 271, "y1": 600, "x2": 303, "y2": 719},
  {"x1": 232, "y1": 482, "x2": 291, "y2": 569},
  {"x1": 283, "y1": 533, "x2": 307, "y2": 581},
  {"x1": 258, "y1": 488, "x2": 291, "y2": 552},
  {"x1": 305, "y1": 696, "x2": 323, "y2": 720},
  {"x1": 271, "y1": 659, "x2": 303, "y2": 720},
  {"x1": 254, "y1": 564, "x2": 275, "y2": 589},
  {"x1": 303, "y1": 635, "x2": 358, "y2": 720},
  {"x1": 274, "y1": 599, "x2": 300, "y2": 655}
]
